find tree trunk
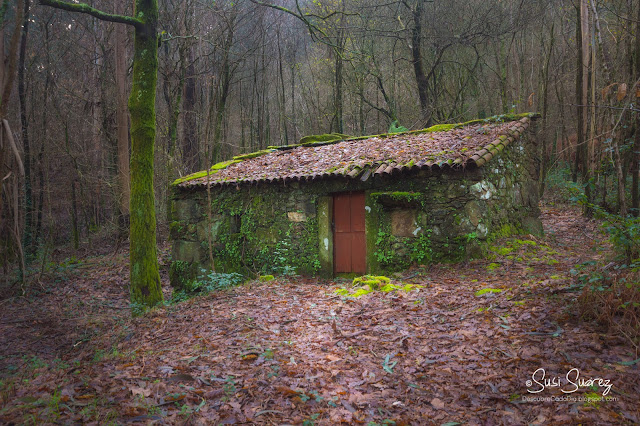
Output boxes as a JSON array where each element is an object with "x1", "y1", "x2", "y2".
[
  {"x1": 182, "y1": 46, "x2": 198, "y2": 172},
  {"x1": 411, "y1": 0, "x2": 430, "y2": 125},
  {"x1": 0, "y1": 3, "x2": 4, "y2": 91},
  {"x1": 18, "y1": 0, "x2": 33, "y2": 260},
  {"x1": 333, "y1": 29, "x2": 344, "y2": 134},
  {"x1": 128, "y1": 0, "x2": 163, "y2": 307},
  {"x1": 632, "y1": 1, "x2": 640, "y2": 216},
  {"x1": 0, "y1": 0, "x2": 24, "y2": 118},
  {"x1": 90, "y1": 20, "x2": 104, "y2": 230},
  {"x1": 276, "y1": 28, "x2": 288, "y2": 145},
  {"x1": 538, "y1": 23, "x2": 555, "y2": 199},
  {"x1": 115, "y1": 9, "x2": 130, "y2": 232},
  {"x1": 212, "y1": 24, "x2": 234, "y2": 162},
  {"x1": 579, "y1": 0, "x2": 593, "y2": 215}
]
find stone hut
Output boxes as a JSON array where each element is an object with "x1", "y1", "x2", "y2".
[{"x1": 169, "y1": 113, "x2": 542, "y2": 287}]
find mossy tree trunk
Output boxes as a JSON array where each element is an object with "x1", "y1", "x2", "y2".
[
  {"x1": 128, "y1": 0, "x2": 163, "y2": 306},
  {"x1": 40, "y1": 0, "x2": 163, "y2": 308}
]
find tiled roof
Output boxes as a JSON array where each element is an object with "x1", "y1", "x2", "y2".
[{"x1": 176, "y1": 113, "x2": 537, "y2": 188}]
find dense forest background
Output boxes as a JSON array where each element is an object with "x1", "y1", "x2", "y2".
[{"x1": 1, "y1": 0, "x2": 640, "y2": 279}]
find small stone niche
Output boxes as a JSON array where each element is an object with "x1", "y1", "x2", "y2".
[{"x1": 391, "y1": 209, "x2": 418, "y2": 237}]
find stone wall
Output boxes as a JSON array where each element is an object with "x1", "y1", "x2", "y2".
[{"x1": 169, "y1": 128, "x2": 540, "y2": 287}]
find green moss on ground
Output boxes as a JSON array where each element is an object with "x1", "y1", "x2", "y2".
[{"x1": 334, "y1": 275, "x2": 422, "y2": 297}]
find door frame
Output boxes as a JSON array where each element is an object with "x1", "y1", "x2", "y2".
[{"x1": 318, "y1": 191, "x2": 375, "y2": 278}]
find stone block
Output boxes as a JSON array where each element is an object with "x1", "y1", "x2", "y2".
[
  {"x1": 522, "y1": 216, "x2": 544, "y2": 236},
  {"x1": 465, "y1": 200, "x2": 487, "y2": 227},
  {"x1": 391, "y1": 210, "x2": 418, "y2": 237},
  {"x1": 172, "y1": 199, "x2": 201, "y2": 222},
  {"x1": 196, "y1": 220, "x2": 223, "y2": 242},
  {"x1": 287, "y1": 211, "x2": 307, "y2": 222},
  {"x1": 255, "y1": 227, "x2": 279, "y2": 244},
  {"x1": 173, "y1": 240, "x2": 202, "y2": 264}
]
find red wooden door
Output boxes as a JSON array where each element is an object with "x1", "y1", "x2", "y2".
[{"x1": 333, "y1": 192, "x2": 366, "y2": 274}]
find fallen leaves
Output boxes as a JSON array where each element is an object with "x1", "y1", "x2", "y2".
[{"x1": 1, "y1": 207, "x2": 639, "y2": 424}]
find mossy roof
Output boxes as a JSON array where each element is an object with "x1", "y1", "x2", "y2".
[{"x1": 176, "y1": 113, "x2": 538, "y2": 188}]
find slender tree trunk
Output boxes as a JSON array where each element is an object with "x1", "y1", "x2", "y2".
[
  {"x1": 290, "y1": 58, "x2": 296, "y2": 140},
  {"x1": 0, "y1": 0, "x2": 24, "y2": 118},
  {"x1": 589, "y1": 31, "x2": 599, "y2": 206},
  {"x1": 411, "y1": 0, "x2": 430, "y2": 125},
  {"x1": 115, "y1": 10, "x2": 130, "y2": 231},
  {"x1": 212, "y1": 41, "x2": 232, "y2": 161},
  {"x1": 182, "y1": 47, "x2": 198, "y2": 172},
  {"x1": 579, "y1": 0, "x2": 593, "y2": 214},
  {"x1": 71, "y1": 180, "x2": 79, "y2": 251},
  {"x1": 632, "y1": 1, "x2": 640, "y2": 215},
  {"x1": 277, "y1": 28, "x2": 288, "y2": 145},
  {"x1": 0, "y1": 5, "x2": 4, "y2": 91},
  {"x1": 91, "y1": 20, "x2": 104, "y2": 229},
  {"x1": 333, "y1": 29, "x2": 344, "y2": 134},
  {"x1": 538, "y1": 23, "x2": 555, "y2": 198},
  {"x1": 18, "y1": 0, "x2": 33, "y2": 259}
]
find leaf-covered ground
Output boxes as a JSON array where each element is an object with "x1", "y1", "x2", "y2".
[{"x1": 1, "y1": 206, "x2": 639, "y2": 425}]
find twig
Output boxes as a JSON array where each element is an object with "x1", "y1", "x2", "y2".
[
  {"x1": 523, "y1": 326, "x2": 564, "y2": 337},
  {"x1": 471, "y1": 347, "x2": 490, "y2": 358},
  {"x1": 0, "y1": 297, "x2": 15, "y2": 306}
]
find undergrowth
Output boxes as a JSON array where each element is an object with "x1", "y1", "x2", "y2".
[
  {"x1": 575, "y1": 264, "x2": 640, "y2": 347},
  {"x1": 170, "y1": 270, "x2": 245, "y2": 304},
  {"x1": 546, "y1": 167, "x2": 640, "y2": 347}
]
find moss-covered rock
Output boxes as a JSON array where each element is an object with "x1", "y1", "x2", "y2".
[{"x1": 353, "y1": 275, "x2": 390, "y2": 290}]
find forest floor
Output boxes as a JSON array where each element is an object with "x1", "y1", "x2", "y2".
[{"x1": 1, "y1": 205, "x2": 639, "y2": 425}]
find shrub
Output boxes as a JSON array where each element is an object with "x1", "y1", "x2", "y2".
[
  {"x1": 577, "y1": 269, "x2": 640, "y2": 343},
  {"x1": 171, "y1": 270, "x2": 245, "y2": 303}
]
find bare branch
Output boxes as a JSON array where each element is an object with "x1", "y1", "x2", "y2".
[
  {"x1": 39, "y1": 0, "x2": 142, "y2": 28},
  {"x1": 2, "y1": 120, "x2": 24, "y2": 176},
  {"x1": 162, "y1": 34, "x2": 199, "y2": 43}
]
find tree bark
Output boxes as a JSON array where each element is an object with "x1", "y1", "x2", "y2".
[
  {"x1": 411, "y1": 0, "x2": 430, "y2": 125},
  {"x1": 128, "y1": 0, "x2": 163, "y2": 307},
  {"x1": 115, "y1": 5, "x2": 130, "y2": 230},
  {"x1": 212, "y1": 22, "x2": 235, "y2": 162},
  {"x1": 538, "y1": 22, "x2": 555, "y2": 199},
  {"x1": 632, "y1": 0, "x2": 640, "y2": 215},
  {"x1": 580, "y1": 0, "x2": 593, "y2": 215},
  {"x1": 18, "y1": 0, "x2": 33, "y2": 259},
  {"x1": 333, "y1": 29, "x2": 344, "y2": 134},
  {"x1": 0, "y1": 2, "x2": 5, "y2": 91},
  {"x1": 0, "y1": 0, "x2": 25, "y2": 117},
  {"x1": 182, "y1": 46, "x2": 198, "y2": 172}
]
